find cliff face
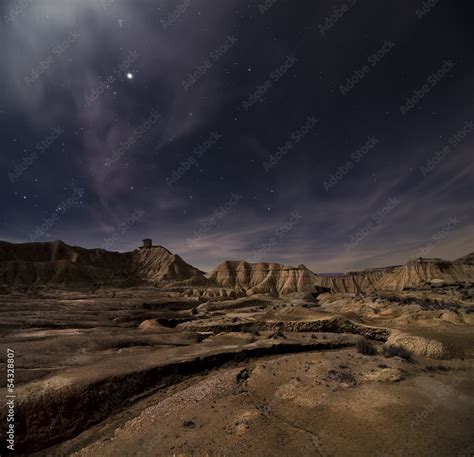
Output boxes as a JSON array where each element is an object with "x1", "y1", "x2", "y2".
[
  {"x1": 0, "y1": 241, "x2": 203, "y2": 287},
  {"x1": 374, "y1": 258, "x2": 472, "y2": 290},
  {"x1": 455, "y1": 252, "x2": 474, "y2": 277},
  {"x1": 317, "y1": 267, "x2": 397, "y2": 294},
  {"x1": 317, "y1": 257, "x2": 474, "y2": 293},
  {"x1": 207, "y1": 261, "x2": 318, "y2": 296},
  {"x1": 132, "y1": 246, "x2": 204, "y2": 281}
]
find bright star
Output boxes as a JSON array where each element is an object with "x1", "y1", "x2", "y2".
[{"x1": 127, "y1": 73, "x2": 133, "y2": 80}]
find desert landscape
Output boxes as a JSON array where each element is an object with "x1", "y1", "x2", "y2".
[
  {"x1": 1, "y1": 239, "x2": 473, "y2": 456},
  {"x1": 2, "y1": 1, "x2": 473, "y2": 455}
]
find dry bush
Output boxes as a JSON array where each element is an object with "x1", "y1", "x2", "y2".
[
  {"x1": 383, "y1": 345, "x2": 411, "y2": 361},
  {"x1": 356, "y1": 337, "x2": 377, "y2": 356}
]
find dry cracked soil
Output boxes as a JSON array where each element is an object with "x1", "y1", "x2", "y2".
[{"x1": 0, "y1": 287, "x2": 473, "y2": 456}]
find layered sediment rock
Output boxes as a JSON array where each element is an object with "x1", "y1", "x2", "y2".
[
  {"x1": 0, "y1": 241, "x2": 203, "y2": 287},
  {"x1": 317, "y1": 256, "x2": 474, "y2": 293},
  {"x1": 207, "y1": 261, "x2": 319, "y2": 296},
  {"x1": 317, "y1": 267, "x2": 397, "y2": 293}
]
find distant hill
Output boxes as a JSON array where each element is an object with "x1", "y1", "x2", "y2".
[
  {"x1": 317, "y1": 256, "x2": 474, "y2": 293},
  {"x1": 1, "y1": 240, "x2": 472, "y2": 294},
  {"x1": 0, "y1": 240, "x2": 203, "y2": 287}
]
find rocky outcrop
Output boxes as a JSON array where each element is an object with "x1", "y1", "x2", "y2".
[
  {"x1": 181, "y1": 316, "x2": 390, "y2": 341},
  {"x1": 385, "y1": 330, "x2": 448, "y2": 359},
  {"x1": 317, "y1": 266, "x2": 397, "y2": 293},
  {"x1": 317, "y1": 257, "x2": 474, "y2": 293},
  {"x1": 132, "y1": 245, "x2": 203, "y2": 281},
  {"x1": 2, "y1": 239, "x2": 472, "y2": 294},
  {"x1": 455, "y1": 252, "x2": 474, "y2": 265},
  {"x1": 375, "y1": 258, "x2": 472, "y2": 290},
  {"x1": 207, "y1": 261, "x2": 319, "y2": 296},
  {"x1": 455, "y1": 252, "x2": 474, "y2": 277}
]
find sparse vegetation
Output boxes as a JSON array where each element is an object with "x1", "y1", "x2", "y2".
[
  {"x1": 327, "y1": 369, "x2": 356, "y2": 386},
  {"x1": 356, "y1": 337, "x2": 377, "y2": 356},
  {"x1": 370, "y1": 293, "x2": 461, "y2": 311},
  {"x1": 383, "y1": 345, "x2": 412, "y2": 361},
  {"x1": 241, "y1": 324, "x2": 260, "y2": 336},
  {"x1": 425, "y1": 364, "x2": 450, "y2": 372}
]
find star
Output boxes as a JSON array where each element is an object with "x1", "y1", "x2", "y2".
[{"x1": 126, "y1": 73, "x2": 134, "y2": 80}]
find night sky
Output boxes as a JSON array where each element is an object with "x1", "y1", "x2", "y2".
[{"x1": 1, "y1": 0, "x2": 473, "y2": 273}]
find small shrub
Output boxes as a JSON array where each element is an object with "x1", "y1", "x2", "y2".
[
  {"x1": 182, "y1": 420, "x2": 195, "y2": 428},
  {"x1": 425, "y1": 364, "x2": 449, "y2": 372},
  {"x1": 383, "y1": 345, "x2": 411, "y2": 361},
  {"x1": 327, "y1": 369, "x2": 356, "y2": 386},
  {"x1": 241, "y1": 324, "x2": 260, "y2": 336},
  {"x1": 356, "y1": 337, "x2": 377, "y2": 356}
]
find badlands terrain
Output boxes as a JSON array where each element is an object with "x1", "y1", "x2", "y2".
[{"x1": 0, "y1": 240, "x2": 473, "y2": 456}]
